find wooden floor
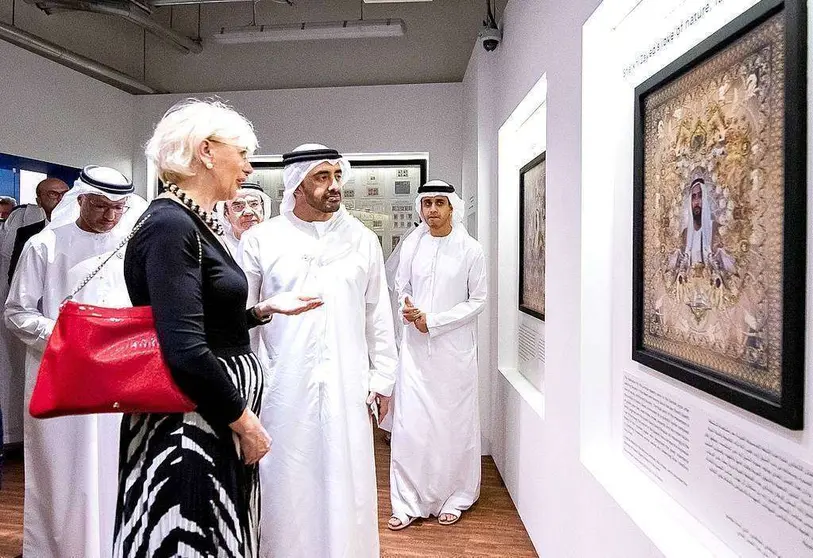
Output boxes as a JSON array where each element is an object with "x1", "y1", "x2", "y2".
[
  {"x1": 0, "y1": 448, "x2": 23, "y2": 558},
  {"x1": 375, "y1": 433, "x2": 538, "y2": 558},
  {"x1": 0, "y1": 437, "x2": 537, "y2": 558}
]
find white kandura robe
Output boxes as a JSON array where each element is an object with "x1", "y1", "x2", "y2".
[
  {"x1": 239, "y1": 207, "x2": 397, "y2": 558},
  {"x1": 0, "y1": 205, "x2": 45, "y2": 444},
  {"x1": 390, "y1": 225, "x2": 487, "y2": 522},
  {"x1": 4, "y1": 222, "x2": 127, "y2": 558},
  {"x1": 222, "y1": 230, "x2": 240, "y2": 255}
]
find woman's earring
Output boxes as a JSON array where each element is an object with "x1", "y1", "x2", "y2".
[{"x1": 205, "y1": 162, "x2": 214, "y2": 169}]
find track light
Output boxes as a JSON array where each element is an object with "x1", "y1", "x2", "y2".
[{"x1": 211, "y1": 18, "x2": 406, "y2": 44}]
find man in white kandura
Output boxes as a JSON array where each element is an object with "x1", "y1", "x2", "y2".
[
  {"x1": 239, "y1": 144, "x2": 397, "y2": 558},
  {"x1": 4, "y1": 166, "x2": 146, "y2": 558},
  {"x1": 388, "y1": 179, "x2": 487, "y2": 530},
  {"x1": 215, "y1": 181, "x2": 272, "y2": 254},
  {"x1": 1, "y1": 178, "x2": 69, "y2": 447}
]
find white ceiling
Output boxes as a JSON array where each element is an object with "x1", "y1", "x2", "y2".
[{"x1": 1, "y1": 0, "x2": 506, "y2": 93}]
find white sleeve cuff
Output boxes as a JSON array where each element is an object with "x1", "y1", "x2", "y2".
[{"x1": 368, "y1": 373, "x2": 395, "y2": 397}]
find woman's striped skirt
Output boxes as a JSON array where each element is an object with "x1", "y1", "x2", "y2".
[{"x1": 113, "y1": 350, "x2": 264, "y2": 558}]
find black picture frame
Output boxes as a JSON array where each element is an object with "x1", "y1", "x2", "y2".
[
  {"x1": 632, "y1": 0, "x2": 806, "y2": 429},
  {"x1": 519, "y1": 151, "x2": 546, "y2": 321},
  {"x1": 250, "y1": 158, "x2": 428, "y2": 189}
]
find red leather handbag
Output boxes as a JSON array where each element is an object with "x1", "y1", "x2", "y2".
[{"x1": 29, "y1": 215, "x2": 196, "y2": 418}]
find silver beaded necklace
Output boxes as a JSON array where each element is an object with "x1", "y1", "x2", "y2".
[{"x1": 166, "y1": 183, "x2": 224, "y2": 236}]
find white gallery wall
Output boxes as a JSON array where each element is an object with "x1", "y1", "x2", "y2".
[
  {"x1": 0, "y1": 39, "x2": 462, "y2": 215},
  {"x1": 581, "y1": 0, "x2": 813, "y2": 556},
  {"x1": 462, "y1": 52, "x2": 496, "y2": 453},
  {"x1": 463, "y1": 0, "x2": 813, "y2": 556},
  {"x1": 0, "y1": 39, "x2": 134, "y2": 175},
  {"x1": 131, "y1": 83, "x2": 463, "y2": 200},
  {"x1": 463, "y1": 0, "x2": 664, "y2": 555},
  {"x1": 474, "y1": 0, "x2": 695, "y2": 553}
]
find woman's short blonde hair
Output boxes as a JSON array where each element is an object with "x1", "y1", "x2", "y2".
[{"x1": 146, "y1": 99, "x2": 259, "y2": 184}]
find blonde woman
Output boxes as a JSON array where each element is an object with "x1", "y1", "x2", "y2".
[{"x1": 115, "y1": 100, "x2": 320, "y2": 558}]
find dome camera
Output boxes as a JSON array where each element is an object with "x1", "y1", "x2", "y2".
[
  {"x1": 479, "y1": 26, "x2": 501, "y2": 52},
  {"x1": 479, "y1": 0, "x2": 501, "y2": 52}
]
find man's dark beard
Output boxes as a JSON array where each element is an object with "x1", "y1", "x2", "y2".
[
  {"x1": 297, "y1": 183, "x2": 341, "y2": 214},
  {"x1": 321, "y1": 196, "x2": 341, "y2": 212},
  {"x1": 309, "y1": 192, "x2": 340, "y2": 213}
]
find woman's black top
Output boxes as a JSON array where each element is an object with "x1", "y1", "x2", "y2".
[{"x1": 124, "y1": 198, "x2": 264, "y2": 427}]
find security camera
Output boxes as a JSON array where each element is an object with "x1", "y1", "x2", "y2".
[
  {"x1": 479, "y1": 0, "x2": 501, "y2": 52},
  {"x1": 479, "y1": 26, "x2": 501, "y2": 52}
]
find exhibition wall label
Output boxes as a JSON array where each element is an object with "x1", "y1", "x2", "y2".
[{"x1": 623, "y1": 371, "x2": 813, "y2": 557}]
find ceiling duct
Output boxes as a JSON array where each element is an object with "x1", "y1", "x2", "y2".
[
  {"x1": 150, "y1": 0, "x2": 247, "y2": 5},
  {"x1": 25, "y1": 0, "x2": 202, "y2": 54},
  {"x1": 0, "y1": 20, "x2": 159, "y2": 94},
  {"x1": 150, "y1": 0, "x2": 293, "y2": 5}
]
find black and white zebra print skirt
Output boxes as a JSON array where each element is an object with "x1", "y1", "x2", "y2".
[{"x1": 113, "y1": 350, "x2": 264, "y2": 558}]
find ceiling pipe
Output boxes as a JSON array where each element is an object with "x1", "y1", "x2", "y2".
[
  {"x1": 0, "y1": 21, "x2": 160, "y2": 94},
  {"x1": 149, "y1": 0, "x2": 295, "y2": 5},
  {"x1": 28, "y1": 0, "x2": 203, "y2": 54},
  {"x1": 150, "y1": 0, "x2": 248, "y2": 5}
]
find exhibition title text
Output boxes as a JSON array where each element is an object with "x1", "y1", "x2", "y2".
[{"x1": 623, "y1": 0, "x2": 727, "y2": 78}]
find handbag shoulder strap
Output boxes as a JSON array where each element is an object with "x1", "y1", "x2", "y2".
[
  {"x1": 68, "y1": 215, "x2": 204, "y2": 301},
  {"x1": 67, "y1": 214, "x2": 152, "y2": 301}
]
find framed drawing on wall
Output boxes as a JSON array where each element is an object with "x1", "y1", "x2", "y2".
[
  {"x1": 632, "y1": 0, "x2": 806, "y2": 429},
  {"x1": 519, "y1": 151, "x2": 546, "y2": 321}
]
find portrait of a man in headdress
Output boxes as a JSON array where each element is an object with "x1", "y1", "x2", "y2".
[
  {"x1": 637, "y1": 9, "x2": 791, "y2": 399},
  {"x1": 668, "y1": 168, "x2": 736, "y2": 280}
]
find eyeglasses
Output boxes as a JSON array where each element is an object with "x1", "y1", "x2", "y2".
[
  {"x1": 41, "y1": 191, "x2": 67, "y2": 200},
  {"x1": 209, "y1": 138, "x2": 251, "y2": 161},
  {"x1": 86, "y1": 199, "x2": 129, "y2": 214},
  {"x1": 229, "y1": 199, "x2": 263, "y2": 213}
]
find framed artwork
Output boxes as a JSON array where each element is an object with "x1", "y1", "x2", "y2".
[
  {"x1": 519, "y1": 151, "x2": 546, "y2": 321},
  {"x1": 249, "y1": 158, "x2": 427, "y2": 259},
  {"x1": 394, "y1": 180, "x2": 411, "y2": 195},
  {"x1": 632, "y1": 0, "x2": 806, "y2": 428}
]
